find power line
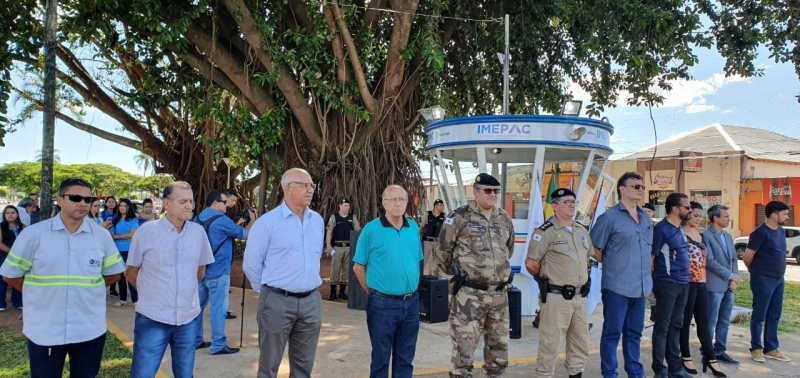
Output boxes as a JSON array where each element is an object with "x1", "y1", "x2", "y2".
[{"x1": 328, "y1": 2, "x2": 503, "y2": 23}]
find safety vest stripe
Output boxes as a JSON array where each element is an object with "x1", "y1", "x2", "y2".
[
  {"x1": 6, "y1": 252, "x2": 32, "y2": 270},
  {"x1": 24, "y1": 275, "x2": 104, "y2": 286},
  {"x1": 103, "y1": 253, "x2": 122, "y2": 268}
]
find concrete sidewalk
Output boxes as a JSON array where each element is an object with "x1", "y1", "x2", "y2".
[{"x1": 105, "y1": 290, "x2": 799, "y2": 377}]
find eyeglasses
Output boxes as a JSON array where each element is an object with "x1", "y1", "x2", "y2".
[
  {"x1": 290, "y1": 182, "x2": 317, "y2": 190},
  {"x1": 383, "y1": 198, "x2": 408, "y2": 203},
  {"x1": 479, "y1": 188, "x2": 501, "y2": 195},
  {"x1": 624, "y1": 184, "x2": 646, "y2": 190},
  {"x1": 554, "y1": 200, "x2": 579, "y2": 206},
  {"x1": 61, "y1": 194, "x2": 97, "y2": 204}
]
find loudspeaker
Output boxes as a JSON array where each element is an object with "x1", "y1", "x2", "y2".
[
  {"x1": 508, "y1": 286, "x2": 521, "y2": 339},
  {"x1": 419, "y1": 276, "x2": 449, "y2": 323},
  {"x1": 347, "y1": 230, "x2": 368, "y2": 311}
]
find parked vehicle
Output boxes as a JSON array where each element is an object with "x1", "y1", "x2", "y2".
[{"x1": 734, "y1": 226, "x2": 800, "y2": 264}]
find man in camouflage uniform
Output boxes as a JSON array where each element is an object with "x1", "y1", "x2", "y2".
[
  {"x1": 526, "y1": 188, "x2": 594, "y2": 378},
  {"x1": 437, "y1": 173, "x2": 515, "y2": 378}
]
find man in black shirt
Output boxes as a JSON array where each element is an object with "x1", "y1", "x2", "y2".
[
  {"x1": 325, "y1": 199, "x2": 361, "y2": 300},
  {"x1": 419, "y1": 199, "x2": 445, "y2": 276}
]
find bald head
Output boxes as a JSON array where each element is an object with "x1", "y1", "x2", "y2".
[{"x1": 282, "y1": 168, "x2": 315, "y2": 207}]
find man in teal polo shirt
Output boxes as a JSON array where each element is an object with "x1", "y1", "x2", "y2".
[{"x1": 353, "y1": 185, "x2": 423, "y2": 378}]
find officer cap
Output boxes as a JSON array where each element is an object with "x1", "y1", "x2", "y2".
[
  {"x1": 341, "y1": 198, "x2": 350, "y2": 204},
  {"x1": 433, "y1": 199, "x2": 444, "y2": 205},
  {"x1": 551, "y1": 188, "x2": 576, "y2": 200},
  {"x1": 475, "y1": 173, "x2": 501, "y2": 186},
  {"x1": 643, "y1": 203, "x2": 656, "y2": 212}
]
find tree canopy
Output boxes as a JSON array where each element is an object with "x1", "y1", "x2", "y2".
[
  {"x1": 1, "y1": 0, "x2": 798, "y2": 220},
  {"x1": 0, "y1": 161, "x2": 169, "y2": 197}
]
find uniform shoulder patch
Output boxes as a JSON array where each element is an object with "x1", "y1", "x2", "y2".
[
  {"x1": 538, "y1": 221, "x2": 553, "y2": 231},
  {"x1": 444, "y1": 217, "x2": 455, "y2": 225}
]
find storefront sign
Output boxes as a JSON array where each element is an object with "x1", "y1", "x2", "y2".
[
  {"x1": 652, "y1": 172, "x2": 674, "y2": 189},
  {"x1": 691, "y1": 191, "x2": 721, "y2": 208},
  {"x1": 649, "y1": 190, "x2": 673, "y2": 205},
  {"x1": 762, "y1": 177, "x2": 800, "y2": 205},
  {"x1": 681, "y1": 151, "x2": 703, "y2": 172}
]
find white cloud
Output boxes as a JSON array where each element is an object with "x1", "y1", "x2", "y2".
[{"x1": 686, "y1": 104, "x2": 717, "y2": 113}]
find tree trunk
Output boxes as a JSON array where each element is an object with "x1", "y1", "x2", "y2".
[{"x1": 39, "y1": 0, "x2": 58, "y2": 220}]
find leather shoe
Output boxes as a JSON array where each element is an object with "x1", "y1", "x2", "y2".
[
  {"x1": 196, "y1": 341, "x2": 211, "y2": 349},
  {"x1": 716, "y1": 352, "x2": 740, "y2": 365},
  {"x1": 212, "y1": 346, "x2": 240, "y2": 355},
  {"x1": 568, "y1": 373, "x2": 582, "y2": 378},
  {"x1": 226, "y1": 312, "x2": 237, "y2": 320}
]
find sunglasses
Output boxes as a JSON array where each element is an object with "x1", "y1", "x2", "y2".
[
  {"x1": 625, "y1": 184, "x2": 646, "y2": 190},
  {"x1": 480, "y1": 188, "x2": 501, "y2": 195},
  {"x1": 61, "y1": 194, "x2": 97, "y2": 204}
]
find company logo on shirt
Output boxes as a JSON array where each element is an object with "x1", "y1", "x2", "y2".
[{"x1": 88, "y1": 259, "x2": 102, "y2": 268}]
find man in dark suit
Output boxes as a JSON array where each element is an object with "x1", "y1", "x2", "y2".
[{"x1": 702, "y1": 205, "x2": 740, "y2": 365}]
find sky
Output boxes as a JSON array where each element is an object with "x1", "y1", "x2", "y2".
[{"x1": 2, "y1": 45, "x2": 799, "y2": 178}]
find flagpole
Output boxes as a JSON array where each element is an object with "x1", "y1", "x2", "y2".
[{"x1": 590, "y1": 182, "x2": 605, "y2": 227}]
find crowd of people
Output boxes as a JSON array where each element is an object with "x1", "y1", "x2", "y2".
[{"x1": 0, "y1": 168, "x2": 793, "y2": 378}]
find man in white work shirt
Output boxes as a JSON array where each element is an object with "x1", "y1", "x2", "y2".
[
  {"x1": 125, "y1": 181, "x2": 215, "y2": 378},
  {"x1": 0, "y1": 178, "x2": 125, "y2": 377},
  {"x1": 243, "y1": 168, "x2": 325, "y2": 378}
]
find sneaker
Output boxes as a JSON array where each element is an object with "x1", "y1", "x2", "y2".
[
  {"x1": 113, "y1": 301, "x2": 127, "y2": 307},
  {"x1": 751, "y1": 349, "x2": 766, "y2": 363},
  {"x1": 110, "y1": 291, "x2": 119, "y2": 297},
  {"x1": 764, "y1": 349, "x2": 792, "y2": 362}
]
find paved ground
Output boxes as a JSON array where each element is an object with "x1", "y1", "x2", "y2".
[
  {"x1": 105, "y1": 290, "x2": 800, "y2": 378},
  {"x1": 737, "y1": 259, "x2": 800, "y2": 282}
]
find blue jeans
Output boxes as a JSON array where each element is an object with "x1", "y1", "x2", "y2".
[
  {"x1": 366, "y1": 292, "x2": 420, "y2": 378},
  {"x1": 131, "y1": 312, "x2": 198, "y2": 378},
  {"x1": 193, "y1": 274, "x2": 231, "y2": 353},
  {"x1": 749, "y1": 274, "x2": 784, "y2": 353},
  {"x1": 0, "y1": 253, "x2": 23, "y2": 309},
  {"x1": 600, "y1": 289, "x2": 646, "y2": 378},
  {"x1": 118, "y1": 252, "x2": 138, "y2": 303},
  {"x1": 707, "y1": 290, "x2": 734, "y2": 354}
]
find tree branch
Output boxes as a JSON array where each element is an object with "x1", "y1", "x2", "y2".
[
  {"x1": 33, "y1": 102, "x2": 141, "y2": 150},
  {"x1": 362, "y1": 0, "x2": 387, "y2": 30},
  {"x1": 220, "y1": 0, "x2": 324, "y2": 149},
  {"x1": 382, "y1": 0, "x2": 419, "y2": 96},
  {"x1": 330, "y1": 3, "x2": 379, "y2": 113}
]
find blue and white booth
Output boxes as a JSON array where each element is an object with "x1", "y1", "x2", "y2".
[{"x1": 425, "y1": 115, "x2": 617, "y2": 316}]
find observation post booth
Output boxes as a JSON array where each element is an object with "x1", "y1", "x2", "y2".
[{"x1": 425, "y1": 114, "x2": 616, "y2": 316}]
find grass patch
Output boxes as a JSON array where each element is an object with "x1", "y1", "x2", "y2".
[
  {"x1": 0, "y1": 330, "x2": 132, "y2": 378},
  {"x1": 732, "y1": 275, "x2": 800, "y2": 333}
]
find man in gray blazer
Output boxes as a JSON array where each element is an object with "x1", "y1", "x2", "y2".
[{"x1": 702, "y1": 205, "x2": 741, "y2": 365}]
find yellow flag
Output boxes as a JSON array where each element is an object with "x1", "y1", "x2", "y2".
[{"x1": 543, "y1": 170, "x2": 558, "y2": 220}]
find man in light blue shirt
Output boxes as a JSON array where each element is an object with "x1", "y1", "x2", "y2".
[
  {"x1": 353, "y1": 185, "x2": 423, "y2": 378},
  {"x1": 192, "y1": 190, "x2": 255, "y2": 355},
  {"x1": 243, "y1": 168, "x2": 324, "y2": 378}
]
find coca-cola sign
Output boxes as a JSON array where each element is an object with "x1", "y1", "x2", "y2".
[{"x1": 762, "y1": 177, "x2": 800, "y2": 205}]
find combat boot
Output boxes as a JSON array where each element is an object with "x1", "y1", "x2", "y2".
[
  {"x1": 328, "y1": 285, "x2": 337, "y2": 301},
  {"x1": 338, "y1": 284, "x2": 348, "y2": 300},
  {"x1": 568, "y1": 373, "x2": 582, "y2": 378}
]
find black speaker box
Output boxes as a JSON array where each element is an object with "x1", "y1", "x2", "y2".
[
  {"x1": 508, "y1": 286, "x2": 521, "y2": 339},
  {"x1": 419, "y1": 276, "x2": 449, "y2": 323}
]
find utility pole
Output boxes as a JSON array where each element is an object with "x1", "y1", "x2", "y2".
[
  {"x1": 503, "y1": 14, "x2": 509, "y2": 115},
  {"x1": 39, "y1": 0, "x2": 58, "y2": 220}
]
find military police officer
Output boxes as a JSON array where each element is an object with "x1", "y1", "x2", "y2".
[
  {"x1": 525, "y1": 188, "x2": 593, "y2": 378},
  {"x1": 325, "y1": 198, "x2": 361, "y2": 300},
  {"x1": 437, "y1": 173, "x2": 515, "y2": 378},
  {"x1": 420, "y1": 199, "x2": 446, "y2": 276}
]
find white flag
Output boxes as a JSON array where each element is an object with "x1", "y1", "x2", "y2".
[
  {"x1": 587, "y1": 186, "x2": 607, "y2": 316},
  {"x1": 521, "y1": 173, "x2": 545, "y2": 314}
]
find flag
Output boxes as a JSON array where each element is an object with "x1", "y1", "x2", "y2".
[
  {"x1": 587, "y1": 185, "x2": 607, "y2": 316},
  {"x1": 543, "y1": 170, "x2": 558, "y2": 220},
  {"x1": 521, "y1": 172, "x2": 545, "y2": 314}
]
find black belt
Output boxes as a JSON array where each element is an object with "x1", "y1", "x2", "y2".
[
  {"x1": 333, "y1": 241, "x2": 350, "y2": 247},
  {"x1": 463, "y1": 280, "x2": 507, "y2": 292},
  {"x1": 369, "y1": 289, "x2": 417, "y2": 301},
  {"x1": 547, "y1": 284, "x2": 586, "y2": 298},
  {"x1": 423, "y1": 236, "x2": 437, "y2": 242},
  {"x1": 265, "y1": 285, "x2": 315, "y2": 298}
]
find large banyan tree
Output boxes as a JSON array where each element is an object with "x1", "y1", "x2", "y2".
[{"x1": 1, "y1": 0, "x2": 798, "y2": 220}]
